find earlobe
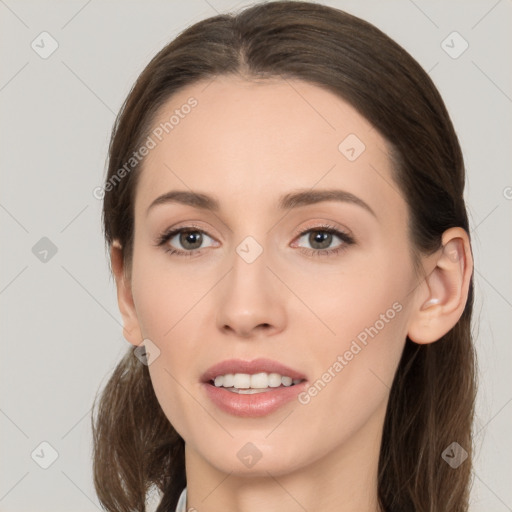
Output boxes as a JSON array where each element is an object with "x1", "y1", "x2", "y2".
[
  {"x1": 407, "y1": 228, "x2": 473, "y2": 345},
  {"x1": 110, "y1": 241, "x2": 143, "y2": 346}
]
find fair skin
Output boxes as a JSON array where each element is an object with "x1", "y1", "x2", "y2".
[{"x1": 110, "y1": 75, "x2": 473, "y2": 512}]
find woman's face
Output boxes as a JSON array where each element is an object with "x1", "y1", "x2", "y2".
[{"x1": 126, "y1": 75, "x2": 421, "y2": 477}]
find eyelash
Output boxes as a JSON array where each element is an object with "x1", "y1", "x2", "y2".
[{"x1": 154, "y1": 223, "x2": 355, "y2": 258}]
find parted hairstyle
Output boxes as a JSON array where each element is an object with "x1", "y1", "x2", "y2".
[{"x1": 91, "y1": 2, "x2": 477, "y2": 511}]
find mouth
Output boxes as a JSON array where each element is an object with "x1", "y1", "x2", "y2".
[
  {"x1": 201, "y1": 357, "x2": 307, "y2": 386},
  {"x1": 201, "y1": 358, "x2": 308, "y2": 417}
]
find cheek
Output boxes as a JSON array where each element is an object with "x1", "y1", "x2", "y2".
[
  {"x1": 303, "y1": 248, "x2": 411, "y2": 394},
  {"x1": 129, "y1": 250, "x2": 209, "y2": 436},
  {"x1": 292, "y1": 248, "x2": 411, "y2": 341},
  {"x1": 130, "y1": 246, "x2": 206, "y2": 339},
  {"x1": 293, "y1": 276, "x2": 409, "y2": 453}
]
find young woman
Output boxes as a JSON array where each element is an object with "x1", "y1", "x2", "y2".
[{"x1": 91, "y1": 2, "x2": 476, "y2": 511}]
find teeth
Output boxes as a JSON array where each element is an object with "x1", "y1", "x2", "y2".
[
  {"x1": 233, "y1": 373, "x2": 251, "y2": 389},
  {"x1": 251, "y1": 372, "x2": 268, "y2": 388},
  {"x1": 212, "y1": 372, "x2": 303, "y2": 390},
  {"x1": 223, "y1": 374, "x2": 234, "y2": 387},
  {"x1": 281, "y1": 376, "x2": 293, "y2": 386},
  {"x1": 226, "y1": 388, "x2": 272, "y2": 394}
]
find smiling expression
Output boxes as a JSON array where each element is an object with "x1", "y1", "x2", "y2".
[{"x1": 123, "y1": 75, "x2": 421, "y2": 476}]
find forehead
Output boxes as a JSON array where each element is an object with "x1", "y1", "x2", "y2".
[{"x1": 135, "y1": 75, "x2": 404, "y2": 222}]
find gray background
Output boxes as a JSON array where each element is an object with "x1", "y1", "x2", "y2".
[{"x1": 1, "y1": 0, "x2": 511, "y2": 510}]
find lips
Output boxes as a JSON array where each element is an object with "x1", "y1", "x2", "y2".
[
  {"x1": 200, "y1": 358, "x2": 308, "y2": 417},
  {"x1": 201, "y1": 358, "x2": 307, "y2": 383},
  {"x1": 202, "y1": 380, "x2": 308, "y2": 417}
]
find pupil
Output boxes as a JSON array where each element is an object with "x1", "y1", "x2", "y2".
[
  {"x1": 311, "y1": 231, "x2": 331, "y2": 249},
  {"x1": 181, "y1": 231, "x2": 202, "y2": 249}
]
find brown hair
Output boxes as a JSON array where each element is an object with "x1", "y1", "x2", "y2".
[{"x1": 92, "y1": 2, "x2": 477, "y2": 511}]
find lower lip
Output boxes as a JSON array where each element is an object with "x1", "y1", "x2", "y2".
[{"x1": 202, "y1": 381, "x2": 308, "y2": 417}]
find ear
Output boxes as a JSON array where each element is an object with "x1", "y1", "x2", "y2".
[
  {"x1": 407, "y1": 227, "x2": 473, "y2": 344},
  {"x1": 110, "y1": 240, "x2": 143, "y2": 346}
]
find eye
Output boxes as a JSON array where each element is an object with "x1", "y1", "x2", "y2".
[
  {"x1": 155, "y1": 223, "x2": 355, "y2": 258},
  {"x1": 292, "y1": 225, "x2": 355, "y2": 257},
  {"x1": 155, "y1": 225, "x2": 218, "y2": 257}
]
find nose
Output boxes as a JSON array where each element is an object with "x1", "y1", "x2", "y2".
[{"x1": 215, "y1": 245, "x2": 286, "y2": 339}]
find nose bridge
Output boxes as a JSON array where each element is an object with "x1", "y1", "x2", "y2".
[
  {"x1": 228, "y1": 213, "x2": 272, "y2": 282},
  {"x1": 228, "y1": 233, "x2": 272, "y2": 302},
  {"x1": 215, "y1": 231, "x2": 286, "y2": 336}
]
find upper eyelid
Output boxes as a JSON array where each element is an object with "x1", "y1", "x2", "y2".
[{"x1": 161, "y1": 223, "x2": 348, "y2": 237}]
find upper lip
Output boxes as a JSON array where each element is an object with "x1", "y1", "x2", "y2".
[{"x1": 201, "y1": 358, "x2": 307, "y2": 383}]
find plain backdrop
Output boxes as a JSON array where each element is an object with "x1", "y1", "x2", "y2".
[{"x1": 1, "y1": 1, "x2": 511, "y2": 510}]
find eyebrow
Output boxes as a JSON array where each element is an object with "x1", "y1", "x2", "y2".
[{"x1": 146, "y1": 189, "x2": 376, "y2": 218}]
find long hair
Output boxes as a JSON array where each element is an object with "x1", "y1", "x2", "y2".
[{"x1": 92, "y1": 2, "x2": 477, "y2": 511}]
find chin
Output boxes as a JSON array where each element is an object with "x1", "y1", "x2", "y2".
[{"x1": 194, "y1": 438, "x2": 312, "y2": 478}]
